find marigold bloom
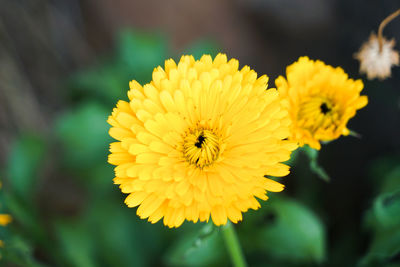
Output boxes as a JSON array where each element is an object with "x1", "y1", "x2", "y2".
[
  {"x1": 355, "y1": 33, "x2": 399, "y2": 80},
  {"x1": 0, "y1": 214, "x2": 11, "y2": 226},
  {"x1": 108, "y1": 54, "x2": 297, "y2": 227},
  {"x1": 276, "y1": 57, "x2": 368, "y2": 150}
]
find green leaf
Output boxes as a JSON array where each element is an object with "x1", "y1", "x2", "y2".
[
  {"x1": 85, "y1": 200, "x2": 161, "y2": 267},
  {"x1": 85, "y1": 163, "x2": 115, "y2": 193},
  {"x1": 302, "y1": 145, "x2": 330, "y2": 182},
  {"x1": 165, "y1": 223, "x2": 225, "y2": 267},
  {"x1": 361, "y1": 191, "x2": 400, "y2": 266},
  {"x1": 371, "y1": 191, "x2": 400, "y2": 229},
  {"x1": 54, "y1": 220, "x2": 96, "y2": 267},
  {"x1": 67, "y1": 62, "x2": 128, "y2": 106},
  {"x1": 2, "y1": 235, "x2": 45, "y2": 267},
  {"x1": 3, "y1": 193, "x2": 46, "y2": 245},
  {"x1": 185, "y1": 222, "x2": 216, "y2": 255},
  {"x1": 257, "y1": 197, "x2": 326, "y2": 263},
  {"x1": 359, "y1": 228, "x2": 400, "y2": 266},
  {"x1": 6, "y1": 134, "x2": 46, "y2": 197},
  {"x1": 53, "y1": 102, "x2": 111, "y2": 170},
  {"x1": 68, "y1": 30, "x2": 167, "y2": 106}
]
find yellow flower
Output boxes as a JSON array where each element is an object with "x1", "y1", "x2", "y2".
[
  {"x1": 276, "y1": 57, "x2": 368, "y2": 150},
  {"x1": 0, "y1": 214, "x2": 11, "y2": 226},
  {"x1": 108, "y1": 54, "x2": 297, "y2": 227},
  {"x1": 0, "y1": 183, "x2": 11, "y2": 227}
]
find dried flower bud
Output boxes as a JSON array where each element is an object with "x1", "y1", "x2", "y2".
[{"x1": 355, "y1": 33, "x2": 399, "y2": 80}]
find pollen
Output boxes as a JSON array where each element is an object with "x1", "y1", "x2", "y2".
[{"x1": 183, "y1": 128, "x2": 222, "y2": 168}]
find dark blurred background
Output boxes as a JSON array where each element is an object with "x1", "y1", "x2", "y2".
[{"x1": 1, "y1": 0, "x2": 400, "y2": 266}]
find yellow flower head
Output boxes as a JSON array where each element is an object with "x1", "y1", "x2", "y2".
[
  {"x1": 108, "y1": 54, "x2": 297, "y2": 228},
  {"x1": 276, "y1": 57, "x2": 368, "y2": 150},
  {"x1": 0, "y1": 214, "x2": 11, "y2": 227},
  {"x1": 0, "y1": 183, "x2": 11, "y2": 228}
]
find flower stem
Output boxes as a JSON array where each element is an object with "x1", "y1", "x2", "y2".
[
  {"x1": 378, "y1": 9, "x2": 400, "y2": 52},
  {"x1": 221, "y1": 221, "x2": 247, "y2": 267}
]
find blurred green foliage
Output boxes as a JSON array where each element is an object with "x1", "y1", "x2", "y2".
[
  {"x1": 7, "y1": 134, "x2": 46, "y2": 198},
  {"x1": 301, "y1": 145, "x2": 330, "y2": 182},
  {"x1": 239, "y1": 196, "x2": 326, "y2": 266},
  {"x1": 54, "y1": 102, "x2": 111, "y2": 170},
  {"x1": 1, "y1": 29, "x2": 400, "y2": 266},
  {"x1": 257, "y1": 197, "x2": 326, "y2": 263},
  {"x1": 165, "y1": 223, "x2": 225, "y2": 267},
  {"x1": 360, "y1": 162, "x2": 400, "y2": 266},
  {"x1": 67, "y1": 30, "x2": 167, "y2": 106}
]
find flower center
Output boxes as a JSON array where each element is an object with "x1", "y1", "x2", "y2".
[
  {"x1": 183, "y1": 129, "x2": 221, "y2": 168},
  {"x1": 195, "y1": 134, "x2": 206, "y2": 148},
  {"x1": 320, "y1": 102, "x2": 331, "y2": 114},
  {"x1": 297, "y1": 97, "x2": 336, "y2": 132}
]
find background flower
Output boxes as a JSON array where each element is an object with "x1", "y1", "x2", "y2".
[
  {"x1": 355, "y1": 33, "x2": 399, "y2": 80},
  {"x1": 276, "y1": 57, "x2": 368, "y2": 150}
]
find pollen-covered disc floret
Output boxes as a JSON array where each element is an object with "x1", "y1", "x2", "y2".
[
  {"x1": 182, "y1": 127, "x2": 222, "y2": 168},
  {"x1": 108, "y1": 54, "x2": 297, "y2": 227},
  {"x1": 276, "y1": 56, "x2": 368, "y2": 150}
]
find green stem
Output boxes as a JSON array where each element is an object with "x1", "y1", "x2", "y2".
[{"x1": 221, "y1": 221, "x2": 247, "y2": 267}]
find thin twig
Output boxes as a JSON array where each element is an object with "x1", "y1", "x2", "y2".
[{"x1": 378, "y1": 9, "x2": 400, "y2": 52}]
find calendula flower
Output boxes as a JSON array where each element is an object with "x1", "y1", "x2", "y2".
[
  {"x1": 355, "y1": 33, "x2": 399, "y2": 80},
  {"x1": 355, "y1": 9, "x2": 400, "y2": 80},
  {"x1": 276, "y1": 57, "x2": 368, "y2": 150},
  {"x1": 0, "y1": 215, "x2": 11, "y2": 227},
  {"x1": 108, "y1": 54, "x2": 297, "y2": 227}
]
